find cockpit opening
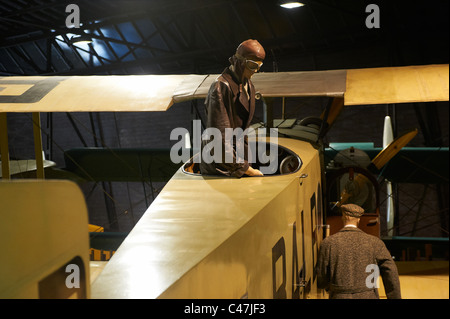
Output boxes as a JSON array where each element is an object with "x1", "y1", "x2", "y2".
[{"x1": 182, "y1": 141, "x2": 302, "y2": 177}]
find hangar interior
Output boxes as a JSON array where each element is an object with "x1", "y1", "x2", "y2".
[{"x1": 0, "y1": 0, "x2": 448, "y2": 257}]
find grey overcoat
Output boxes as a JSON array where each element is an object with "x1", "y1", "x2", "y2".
[{"x1": 316, "y1": 227, "x2": 401, "y2": 299}]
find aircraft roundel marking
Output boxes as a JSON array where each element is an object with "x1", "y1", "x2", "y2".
[{"x1": 0, "y1": 77, "x2": 66, "y2": 104}]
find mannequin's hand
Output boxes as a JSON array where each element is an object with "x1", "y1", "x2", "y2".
[{"x1": 245, "y1": 167, "x2": 264, "y2": 177}]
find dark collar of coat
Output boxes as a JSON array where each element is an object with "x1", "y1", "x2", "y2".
[
  {"x1": 221, "y1": 67, "x2": 255, "y2": 97},
  {"x1": 220, "y1": 67, "x2": 256, "y2": 126}
]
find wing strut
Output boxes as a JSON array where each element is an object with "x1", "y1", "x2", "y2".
[
  {"x1": 319, "y1": 97, "x2": 345, "y2": 139},
  {"x1": 32, "y1": 112, "x2": 45, "y2": 179},
  {"x1": 0, "y1": 113, "x2": 9, "y2": 179},
  {"x1": 320, "y1": 97, "x2": 345, "y2": 129},
  {"x1": 0, "y1": 113, "x2": 46, "y2": 179}
]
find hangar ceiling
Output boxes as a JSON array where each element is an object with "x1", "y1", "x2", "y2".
[{"x1": 0, "y1": 0, "x2": 448, "y2": 75}]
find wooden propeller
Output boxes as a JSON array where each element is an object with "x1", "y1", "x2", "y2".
[{"x1": 338, "y1": 128, "x2": 418, "y2": 206}]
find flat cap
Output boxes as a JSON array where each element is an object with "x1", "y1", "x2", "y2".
[{"x1": 341, "y1": 204, "x2": 365, "y2": 217}]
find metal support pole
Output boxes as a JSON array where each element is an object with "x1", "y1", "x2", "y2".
[
  {"x1": 46, "y1": 112, "x2": 53, "y2": 160},
  {"x1": 262, "y1": 97, "x2": 273, "y2": 129},
  {"x1": 0, "y1": 113, "x2": 10, "y2": 179},
  {"x1": 32, "y1": 112, "x2": 45, "y2": 179}
]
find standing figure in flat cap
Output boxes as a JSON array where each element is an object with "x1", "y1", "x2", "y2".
[
  {"x1": 316, "y1": 204, "x2": 401, "y2": 299},
  {"x1": 199, "y1": 39, "x2": 265, "y2": 177}
]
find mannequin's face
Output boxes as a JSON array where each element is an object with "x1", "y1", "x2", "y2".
[
  {"x1": 242, "y1": 65, "x2": 256, "y2": 80},
  {"x1": 233, "y1": 55, "x2": 263, "y2": 81}
]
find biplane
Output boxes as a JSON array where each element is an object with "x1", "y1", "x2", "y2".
[{"x1": 0, "y1": 64, "x2": 448, "y2": 299}]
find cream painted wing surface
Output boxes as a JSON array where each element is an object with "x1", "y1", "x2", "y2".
[
  {"x1": 1, "y1": 64, "x2": 446, "y2": 113},
  {"x1": 345, "y1": 64, "x2": 449, "y2": 105},
  {"x1": 0, "y1": 75, "x2": 190, "y2": 112},
  {"x1": 91, "y1": 138, "x2": 324, "y2": 299},
  {"x1": 0, "y1": 69, "x2": 348, "y2": 112},
  {"x1": 174, "y1": 65, "x2": 449, "y2": 104}
]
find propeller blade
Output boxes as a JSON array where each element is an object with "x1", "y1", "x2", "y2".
[
  {"x1": 371, "y1": 128, "x2": 418, "y2": 170},
  {"x1": 383, "y1": 116, "x2": 395, "y2": 236}
]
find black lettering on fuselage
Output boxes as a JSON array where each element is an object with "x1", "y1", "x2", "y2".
[{"x1": 272, "y1": 237, "x2": 286, "y2": 299}]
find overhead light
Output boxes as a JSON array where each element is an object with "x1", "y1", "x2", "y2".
[
  {"x1": 279, "y1": 1, "x2": 305, "y2": 9},
  {"x1": 70, "y1": 34, "x2": 93, "y2": 44}
]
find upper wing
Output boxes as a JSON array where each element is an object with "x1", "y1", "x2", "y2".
[
  {"x1": 0, "y1": 64, "x2": 447, "y2": 113},
  {"x1": 345, "y1": 64, "x2": 449, "y2": 105},
  {"x1": 0, "y1": 75, "x2": 188, "y2": 112}
]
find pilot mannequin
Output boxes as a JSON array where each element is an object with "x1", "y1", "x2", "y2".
[{"x1": 199, "y1": 39, "x2": 266, "y2": 177}]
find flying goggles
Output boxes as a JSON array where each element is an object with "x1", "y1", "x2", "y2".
[{"x1": 235, "y1": 53, "x2": 263, "y2": 72}]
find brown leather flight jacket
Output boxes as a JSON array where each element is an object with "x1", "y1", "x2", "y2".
[{"x1": 199, "y1": 67, "x2": 256, "y2": 178}]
